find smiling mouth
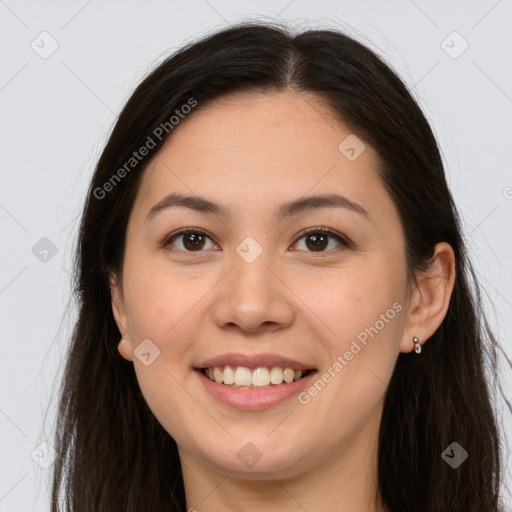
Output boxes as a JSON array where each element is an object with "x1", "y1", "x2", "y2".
[{"x1": 199, "y1": 365, "x2": 315, "y2": 389}]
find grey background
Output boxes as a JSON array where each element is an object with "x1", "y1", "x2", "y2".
[{"x1": 1, "y1": 1, "x2": 511, "y2": 510}]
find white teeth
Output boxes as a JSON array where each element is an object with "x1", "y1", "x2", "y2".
[
  {"x1": 203, "y1": 365, "x2": 310, "y2": 387},
  {"x1": 214, "y1": 367, "x2": 223, "y2": 383},
  {"x1": 283, "y1": 368, "x2": 294, "y2": 383},
  {"x1": 223, "y1": 365, "x2": 235, "y2": 385},
  {"x1": 234, "y1": 367, "x2": 252, "y2": 386},
  {"x1": 252, "y1": 367, "x2": 270, "y2": 386},
  {"x1": 270, "y1": 367, "x2": 284, "y2": 384}
]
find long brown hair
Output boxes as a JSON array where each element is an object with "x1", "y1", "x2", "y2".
[{"x1": 49, "y1": 21, "x2": 508, "y2": 511}]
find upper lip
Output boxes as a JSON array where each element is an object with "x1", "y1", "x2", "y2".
[{"x1": 196, "y1": 353, "x2": 317, "y2": 371}]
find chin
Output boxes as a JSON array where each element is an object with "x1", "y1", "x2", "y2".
[{"x1": 199, "y1": 438, "x2": 310, "y2": 479}]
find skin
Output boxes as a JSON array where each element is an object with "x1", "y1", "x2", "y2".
[{"x1": 110, "y1": 91, "x2": 456, "y2": 512}]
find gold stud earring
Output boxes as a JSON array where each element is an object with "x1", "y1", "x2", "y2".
[{"x1": 413, "y1": 336, "x2": 422, "y2": 354}]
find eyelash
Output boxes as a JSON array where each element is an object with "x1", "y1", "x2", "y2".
[{"x1": 163, "y1": 227, "x2": 351, "y2": 255}]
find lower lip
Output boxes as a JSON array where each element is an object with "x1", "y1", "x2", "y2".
[{"x1": 194, "y1": 369, "x2": 318, "y2": 410}]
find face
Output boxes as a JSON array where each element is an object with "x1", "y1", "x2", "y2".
[{"x1": 111, "y1": 91, "x2": 414, "y2": 481}]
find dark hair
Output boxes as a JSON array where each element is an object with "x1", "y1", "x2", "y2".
[{"x1": 49, "y1": 21, "x2": 508, "y2": 511}]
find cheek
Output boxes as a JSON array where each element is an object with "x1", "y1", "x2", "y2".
[
  {"x1": 123, "y1": 253, "x2": 207, "y2": 341},
  {"x1": 293, "y1": 256, "x2": 404, "y2": 348},
  {"x1": 122, "y1": 262, "x2": 209, "y2": 443},
  {"x1": 120, "y1": 258, "x2": 204, "y2": 412},
  {"x1": 292, "y1": 261, "x2": 404, "y2": 430}
]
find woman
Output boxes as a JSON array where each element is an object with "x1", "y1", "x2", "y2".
[{"x1": 50, "y1": 22, "x2": 507, "y2": 511}]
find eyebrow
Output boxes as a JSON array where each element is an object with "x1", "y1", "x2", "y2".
[{"x1": 145, "y1": 191, "x2": 369, "y2": 224}]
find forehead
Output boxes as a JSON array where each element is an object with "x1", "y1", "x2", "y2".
[
  {"x1": 160, "y1": 91, "x2": 368, "y2": 169},
  {"x1": 131, "y1": 90, "x2": 396, "y2": 228}
]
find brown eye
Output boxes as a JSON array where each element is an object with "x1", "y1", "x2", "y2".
[
  {"x1": 293, "y1": 228, "x2": 348, "y2": 253},
  {"x1": 305, "y1": 232, "x2": 329, "y2": 251},
  {"x1": 165, "y1": 230, "x2": 217, "y2": 252}
]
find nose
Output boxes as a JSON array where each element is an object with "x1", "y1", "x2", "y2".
[{"x1": 211, "y1": 251, "x2": 295, "y2": 334}]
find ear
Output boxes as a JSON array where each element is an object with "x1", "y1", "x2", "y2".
[
  {"x1": 399, "y1": 242, "x2": 456, "y2": 353},
  {"x1": 109, "y1": 271, "x2": 133, "y2": 361}
]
